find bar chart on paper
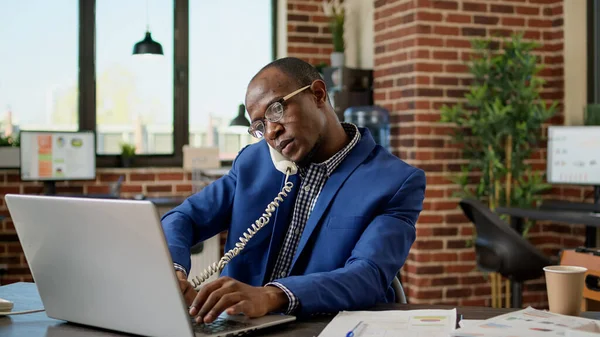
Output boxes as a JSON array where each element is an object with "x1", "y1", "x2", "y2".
[{"x1": 547, "y1": 126, "x2": 600, "y2": 185}]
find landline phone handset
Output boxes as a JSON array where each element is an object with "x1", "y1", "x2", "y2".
[{"x1": 190, "y1": 145, "x2": 297, "y2": 290}]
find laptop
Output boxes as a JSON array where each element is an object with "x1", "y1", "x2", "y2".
[{"x1": 5, "y1": 194, "x2": 295, "y2": 337}]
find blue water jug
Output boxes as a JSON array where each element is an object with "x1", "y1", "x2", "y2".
[{"x1": 343, "y1": 106, "x2": 390, "y2": 151}]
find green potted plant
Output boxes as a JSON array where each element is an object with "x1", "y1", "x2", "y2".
[
  {"x1": 440, "y1": 32, "x2": 558, "y2": 237},
  {"x1": 585, "y1": 104, "x2": 600, "y2": 125},
  {"x1": 314, "y1": 61, "x2": 329, "y2": 75},
  {"x1": 0, "y1": 133, "x2": 20, "y2": 168},
  {"x1": 119, "y1": 142, "x2": 136, "y2": 168},
  {"x1": 322, "y1": 0, "x2": 345, "y2": 67}
]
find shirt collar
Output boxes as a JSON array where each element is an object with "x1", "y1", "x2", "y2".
[{"x1": 298, "y1": 122, "x2": 361, "y2": 177}]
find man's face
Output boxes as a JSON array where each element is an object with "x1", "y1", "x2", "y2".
[{"x1": 245, "y1": 68, "x2": 326, "y2": 163}]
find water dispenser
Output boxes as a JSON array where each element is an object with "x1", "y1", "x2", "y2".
[{"x1": 343, "y1": 106, "x2": 390, "y2": 152}]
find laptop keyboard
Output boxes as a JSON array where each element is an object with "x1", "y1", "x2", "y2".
[{"x1": 192, "y1": 316, "x2": 252, "y2": 335}]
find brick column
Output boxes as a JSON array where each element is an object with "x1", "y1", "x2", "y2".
[{"x1": 374, "y1": 0, "x2": 571, "y2": 307}]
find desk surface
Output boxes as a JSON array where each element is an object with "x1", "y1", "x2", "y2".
[
  {"x1": 496, "y1": 207, "x2": 600, "y2": 227},
  {"x1": 2, "y1": 282, "x2": 598, "y2": 337},
  {"x1": 541, "y1": 200, "x2": 600, "y2": 213}
]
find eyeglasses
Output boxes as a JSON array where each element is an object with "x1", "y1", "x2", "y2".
[{"x1": 248, "y1": 85, "x2": 311, "y2": 138}]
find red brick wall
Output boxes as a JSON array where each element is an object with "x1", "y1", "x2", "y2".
[
  {"x1": 373, "y1": 0, "x2": 593, "y2": 308},
  {"x1": 287, "y1": 0, "x2": 335, "y2": 64},
  {"x1": 0, "y1": 168, "x2": 195, "y2": 284}
]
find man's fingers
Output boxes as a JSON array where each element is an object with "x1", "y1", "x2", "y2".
[
  {"x1": 202, "y1": 292, "x2": 244, "y2": 323},
  {"x1": 182, "y1": 285, "x2": 197, "y2": 307},
  {"x1": 176, "y1": 279, "x2": 197, "y2": 307},
  {"x1": 196, "y1": 287, "x2": 235, "y2": 321},
  {"x1": 189, "y1": 278, "x2": 227, "y2": 315},
  {"x1": 226, "y1": 300, "x2": 250, "y2": 316}
]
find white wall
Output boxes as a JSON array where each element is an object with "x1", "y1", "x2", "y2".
[
  {"x1": 277, "y1": 0, "x2": 287, "y2": 59},
  {"x1": 344, "y1": 0, "x2": 374, "y2": 69},
  {"x1": 564, "y1": 1, "x2": 587, "y2": 125}
]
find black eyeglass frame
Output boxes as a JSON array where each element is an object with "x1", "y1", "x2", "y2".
[{"x1": 248, "y1": 84, "x2": 312, "y2": 138}]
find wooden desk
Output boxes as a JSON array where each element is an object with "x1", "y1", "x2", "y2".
[{"x1": 4, "y1": 282, "x2": 596, "y2": 337}]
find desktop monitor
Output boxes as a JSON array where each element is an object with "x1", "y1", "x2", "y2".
[
  {"x1": 19, "y1": 130, "x2": 96, "y2": 195},
  {"x1": 547, "y1": 126, "x2": 600, "y2": 187}
]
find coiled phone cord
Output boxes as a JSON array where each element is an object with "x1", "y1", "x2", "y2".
[{"x1": 191, "y1": 168, "x2": 294, "y2": 290}]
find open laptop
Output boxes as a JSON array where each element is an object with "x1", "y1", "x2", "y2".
[{"x1": 5, "y1": 194, "x2": 295, "y2": 337}]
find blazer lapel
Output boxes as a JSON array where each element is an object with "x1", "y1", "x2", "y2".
[{"x1": 290, "y1": 128, "x2": 376, "y2": 270}]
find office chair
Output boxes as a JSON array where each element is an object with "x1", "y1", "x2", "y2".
[
  {"x1": 459, "y1": 198, "x2": 554, "y2": 308},
  {"x1": 391, "y1": 273, "x2": 407, "y2": 304}
]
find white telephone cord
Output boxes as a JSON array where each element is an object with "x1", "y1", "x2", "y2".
[
  {"x1": 191, "y1": 169, "x2": 294, "y2": 290},
  {"x1": 0, "y1": 308, "x2": 45, "y2": 316}
]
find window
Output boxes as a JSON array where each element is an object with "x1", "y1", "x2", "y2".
[
  {"x1": 2, "y1": 0, "x2": 277, "y2": 167},
  {"x1": 0, "y1": 1, "x2": 79, "y2": 136},
  {"x1": 189, "y1": 0, "x2": 273, "y2": 161},
  {"x1": 96, "y1": 0, "x2": 174, "y2": 155}
]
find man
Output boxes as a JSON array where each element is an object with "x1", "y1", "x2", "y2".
[{"x1": 161, "y1": 57, "x2": 426, "y2": 324}]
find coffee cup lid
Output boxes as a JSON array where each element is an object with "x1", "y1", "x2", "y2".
[{"x1": 543, "y1": 265, "x2": 587, "y2": 273}]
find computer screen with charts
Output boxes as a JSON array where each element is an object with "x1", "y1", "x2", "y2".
[
  {"x1": 19, "y1": 131, "x2": 96, "y2": 188},
  {"x1": 547, "y1": 126, "x2": 600, "y2": 185}
]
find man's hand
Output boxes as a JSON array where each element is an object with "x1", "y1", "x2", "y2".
[
  {"x1": 176, "y1": 270, "x2": 198, "y2": 307},
  {"x1": 188, "y1": 276, "x2": 288, "y2": 324}
]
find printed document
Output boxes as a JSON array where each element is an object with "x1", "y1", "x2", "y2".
[
  {"x1": 450, "y1": 307, "x2": 598, "y2": 337},
  {"x1": 318, "y1": 309, "x2": 457, "y2": 337}
]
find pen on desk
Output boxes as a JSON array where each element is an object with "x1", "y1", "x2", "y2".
[{"x1": 346, "y1": 320, "x2": 363, "y2": 337}]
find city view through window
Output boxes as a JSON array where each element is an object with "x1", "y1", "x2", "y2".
[{"x1": 0, "y1": 0, "x2": 271, "y2": 161}]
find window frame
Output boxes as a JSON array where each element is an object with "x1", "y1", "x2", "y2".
[{"x1": 78, "y1": 0, "x2": 277, "y2": 167}]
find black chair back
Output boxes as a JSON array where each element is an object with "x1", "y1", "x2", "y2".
[{"x1": 459, "y1": 198, "x2": 552, "y2": 282}]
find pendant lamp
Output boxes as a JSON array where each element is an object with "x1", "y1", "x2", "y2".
[
  {"x1": 229, "y1": 104, "x2": 251, "y2": 127},
  {"x1": 133, "y1": 0, "x2": 163, "y2": 56}
]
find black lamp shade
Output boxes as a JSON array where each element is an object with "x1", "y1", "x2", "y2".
[
  {"x1": 230, "y1": 104, "x2": 251, "y2": 127},
  {"x1": 133, "y1": 32, "x2": 163, "y2": 55}
]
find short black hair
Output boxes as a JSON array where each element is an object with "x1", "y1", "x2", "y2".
[{"x1": 254, "y1": 57, "x2": 323, "y2": 88}]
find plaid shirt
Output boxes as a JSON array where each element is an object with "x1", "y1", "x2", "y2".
[
  {"x1": 266, "y1": 123, "x2": 360, "y2": 314},
  {"x1": 175, "y1": 123, "x2": 360, "y2": 315}
]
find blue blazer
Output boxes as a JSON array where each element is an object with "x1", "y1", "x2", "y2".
[{"x1": 161, "y1": 127, "x2": 426, "y2": 315}]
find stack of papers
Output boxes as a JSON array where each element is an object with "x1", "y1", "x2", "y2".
[
  {"x1": 318, "y1": 309, "x2": 457, "y2": 337},
  {"x1": 450, "y1": 307, "x2": 600, "y2": 337},
  {"x1": 458, "y1": 319, "x2": 484, "y2": 328},
  {"x1": 318, "y1": 307, "x2": 600, "y2": 337}
]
